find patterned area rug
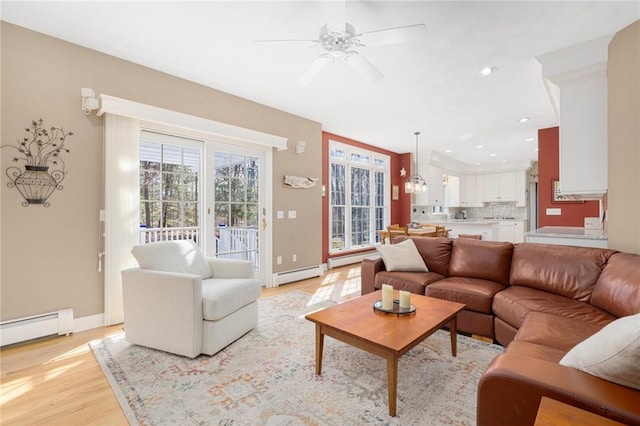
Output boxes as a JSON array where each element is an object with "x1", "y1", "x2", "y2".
[{"x1": 91, "y1": 291, "x2": 503, "y2": 425}]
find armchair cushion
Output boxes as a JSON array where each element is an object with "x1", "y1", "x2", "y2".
[
  {"x1": 202, "y1": 278, "x2": 261, "y2": 320},
  {"x1": 131, "y1": 239, "x2": 212, "y2": 279}
]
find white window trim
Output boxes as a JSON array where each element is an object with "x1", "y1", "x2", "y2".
[{"x1": 329, "y1": 140, "x2": 390, "y2": 253}]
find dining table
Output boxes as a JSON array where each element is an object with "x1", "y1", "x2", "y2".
[{"x1": 377, "y1": 226, "x2": 437, "y2": 244}]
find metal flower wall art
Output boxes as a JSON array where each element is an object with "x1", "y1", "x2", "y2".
[{"x1": 3, "y1": 118, "x2": 73, "y2": 207}]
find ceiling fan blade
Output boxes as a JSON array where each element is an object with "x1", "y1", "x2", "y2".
[
  {"x1": 324, "y1": 0, "x2": 346, "y2": 33},
  {"x1": 356, "y1": 23, "x2": 426, "y2": 46},
  {"x1": 297, "y1": 55, "x2": 331, "y2": 86},
  {"x1": 253, "y1": 39, "x2": 319, "y2": 46},
  {"x1": 345, "y1": 51, "x2": 383, "y2": 82}
]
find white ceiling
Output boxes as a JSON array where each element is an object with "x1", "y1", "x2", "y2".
[{"x1": 2, "y1": 1, "x2": 639, "y2": 169}]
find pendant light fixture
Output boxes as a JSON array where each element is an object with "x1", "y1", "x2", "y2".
[{"x1": 404, "y1": 131, "x2": 428, "y2": 194}]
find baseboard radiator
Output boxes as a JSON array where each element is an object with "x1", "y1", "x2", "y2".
[
  {"x1": 1, "y1": 308, "x2": 74, "y2": 346},
  {"x1": 327, "y1": 250, "x2": 377, "y2": 269},
  {"x1": 273, "y1": 265, "x2": 323, "y2": 286}
]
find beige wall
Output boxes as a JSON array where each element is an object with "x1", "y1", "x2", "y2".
[
  {"x1": 607, "y1": 20, "x2": 640, "y2": 254},
  {"x1": 1, "y1": 22, "x2": 322, "y2": 321}
]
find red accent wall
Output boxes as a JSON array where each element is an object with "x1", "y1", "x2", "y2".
[
  {"x1": 321, "y1": 132, "x2": 410, "y2": 263},
  {"x1": 538, "y1": 127, "x2": 600, "y2": 227}
]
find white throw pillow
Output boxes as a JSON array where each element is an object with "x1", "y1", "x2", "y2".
[
  {"x1": 131, "y1": 239, "x2": 213, "y2": 279},
  {"x1": 375, "y1": 239, "x2": 428, "y2": 272},
  {"x1": 559, "y1": 313, "x2": 640, "y2": 390}
]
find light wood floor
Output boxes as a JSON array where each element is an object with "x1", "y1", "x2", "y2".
[{"x1": 0, "y1": 264, "x2": 362, "y2": 425}]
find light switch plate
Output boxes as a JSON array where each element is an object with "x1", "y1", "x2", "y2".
[
  {"x1": 546, "y1": 208, "x2": 562, "y2": 216},
  {"x1": 288, "y1": 210, "x2": 297, "y2": 219},
  {"x1": 276, "y1": 210, "x2": 284, "y2": 219}
]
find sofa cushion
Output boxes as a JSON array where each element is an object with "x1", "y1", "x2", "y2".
[
  {"x1": 504, "y1": 340, "x2": 566, "y2": 363},
  {"x1": 374, "y1": 270, "x2": 445, "y2": 295},
  {"x1": 131, "y1": 239, "x2": 213, "y2": 279},
  {"x1": 376, "y1": 239, "x2": 428, "y2": 272},
  {"x1": 201, "y1": 278, "x2": 261, "y2": 321},
  {"x1": 509, "y1": 243, "x2": 616, "y2": 301},
  {"x1": 591, "y1": 253, "x2": 640, "y2": 318},
  {"x1": 394, "y1": 236, "x2": 453, "y2": 277},
  {"x1": 448, "y1": 239, "x2": 513, "y2": 285},
  {"x1": 426, "y1": 277, "x2": 505, "y2": 314},
  {"x1": 493, "y1": 286, "x2": 615, "y2": 330},
  {"x1": 560, "y1": 313, "x2": 640, "y2": 391},
  {"x1": 514, "y1": 312, "x2": 607, "y2": 352}
]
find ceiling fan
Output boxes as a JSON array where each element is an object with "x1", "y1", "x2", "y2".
[{"x1": 254, "y1": 6, "x2": 426, "y2": 85}]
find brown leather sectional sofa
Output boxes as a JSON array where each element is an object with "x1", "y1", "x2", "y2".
[{"x1": 360, "y1": 236, "x2": 640, "y2": 425}]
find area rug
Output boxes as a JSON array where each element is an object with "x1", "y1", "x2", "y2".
[{"x1": 91, "y1": 290, "x2": 504, "y2": 425}]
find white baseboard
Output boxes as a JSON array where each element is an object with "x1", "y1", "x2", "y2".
[{"x1": 74, "y1": 313, "x2": 106, "y2": 333}]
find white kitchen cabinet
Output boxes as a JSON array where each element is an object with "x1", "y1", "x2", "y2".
[
  {"x1": 446, "y1": 175, "x2": 460, "y2": 207},
  {"x1": 416, "y1": 165, "x2": 445, "y2": 205},
  {"x1": 460, "y1": 174, "x2": 484, "y2": 207},
  {"x1": 497, "y1": 220, "x2": 526, "y2": 243},
  {"x1": 484, "y1": 172, "x2": 517, "y2": 202},
  {"x1": 498, "y1": 221, "x2": 516, "y2": 242}
]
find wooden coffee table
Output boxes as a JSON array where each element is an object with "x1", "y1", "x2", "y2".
[{"x1": 305, "y1": 290, "x2": 465, "y2": 416}]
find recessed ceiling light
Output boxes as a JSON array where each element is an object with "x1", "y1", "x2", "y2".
[
  {"x1": 535, "y1": 148, "x2": 539, "y2": 151},
  {"x1": 519, "y1": 117, "x2": 530, "y2": 123},
  {"x1": 480, "y1": 66, "x2": 497, "y2": 76},
  {"x1": 476, "y1": 145, "x2": 484, "y2": 149},
  {"x1": 444, "y1": 149, "x2": 452, "y2": 153},
  {"x1": 501, "y1": 160, "x2": 508, "y2": 163},
  {"x1": 489, "y1": 153, "x2": 497, "y2": 157},
  {"x1": 525, "y1": 138, "x2": 535, "y2": 142},
  {"x1": 475, "y1": 162, "x2": 481, "y2": 165}
]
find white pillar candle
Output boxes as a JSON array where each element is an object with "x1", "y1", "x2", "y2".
[
  {"x1": 381, "y1": 284, "x2": 394, "y2": 310},
  {"x1": 399, "y1": 290, "x2": 411, "y2": 309}
]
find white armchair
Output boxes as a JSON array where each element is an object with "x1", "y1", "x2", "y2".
[{"x1": 121, "y1": 240, "x2": 261, "y2": 358}]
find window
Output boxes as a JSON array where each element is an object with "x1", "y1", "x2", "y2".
[
  {"x1": 139, "y1": 131, "x2": 202, "y2": 244},
  {"x1": 329, "y1": 140, "x2": 390, "y2": 252}
]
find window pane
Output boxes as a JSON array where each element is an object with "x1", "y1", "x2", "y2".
[
  {"x1": 375, "y1": 171, "x2": 384, "y2": 206},
  {"x1": 331, "y1": 206, "x2": 345, "y2": 250},
  {"x1": 162, "y1": 145, "x2": 182, "y2": 170},
  {"x1": 140, "y1": 201, "x2": 161, "y2": 228},
  {"x1": 374, "y1": 158, "x2": 385, "y2": 168},
  {"x1": 246, "y1": 203, "x2": 258, "y2": 228},
  {"x1": 351, "y1": 167, "x2": 370, "y2": 206},
  {"x1": 215, "y1": 153, "x2": 230, "y2": 176},
  {"x1": 350, "y1": 152, "x2": 370, "y2": 165},
  {"x1": 183, "y1": 147, "x2": 200, "y2": 174},
  {"x1": 231, "y1": 203, "x2": 246, "y2": 227},
  {"x1": 140, "y1": 171, "x2": 161, "y2": 200},
  {"x1": 162, "y1": 202, "x2": 181, "y2": 228},
  {"x1": 330, "y1": 146, "x2": 346, "y2": 159},
  {"x1": 230, "y1": 154, "x2": 246, "y2": 179},
  {"x1": 183, "y1": 202, "x2": 199, "y2": 227},
  {"x1": 215, "y1": 203, "x2": 229, "y2": 226},
  {"x1": 215, "y1": 176, "x2": 229, "y2": 202},
  {"x1": 331, "y1": 163, "x2": 346, "y2": 205},
  {"x1": 231, "y1": 178, "x2": 246, "y2": 202},
  {"x1": 351, "y1": 207, "x2": 370, "y2": 246},
  {"x1": 162, "y1": 172, "x2": 182, "y2": 201},
  {"x1": 140, "y1": 141, "x2": 161, "y2": 171}
]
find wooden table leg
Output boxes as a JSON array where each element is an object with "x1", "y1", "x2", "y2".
[
  {"x1": 315, "y1": 324, "x2": 324, "y2": 375},
  {"x1": 386, "y1": 355, "x2": 398, "y2": 416},
  {"x1": 449, "y1": 317, "x2": 458, "y2": 357}
]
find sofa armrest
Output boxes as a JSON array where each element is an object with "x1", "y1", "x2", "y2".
[
  {"x1": 121, "y1": 267, "x2": 204, "y2": 358},
  {"x1": 477, "y1": 353, "x2": 640, "y2": 426},
  {"x1": 206, "y1": 258, "x2": 254, "y2": 279},
  {"x1": 361, "y1": 256, "x2": 384, "y2": 295}
]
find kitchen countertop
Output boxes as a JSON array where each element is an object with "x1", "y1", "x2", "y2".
[
  {"x1": 418, "y1": 219, "x2": 525, "y2": 225},
  {"x1": 525, "y1": 226, "x2": 607, "y2": 240}
]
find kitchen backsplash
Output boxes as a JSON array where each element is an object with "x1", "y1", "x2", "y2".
[{"x1": 412, "y1": 203, "x2": 528, "y2": 222}]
